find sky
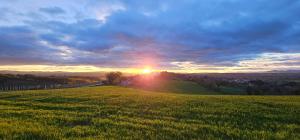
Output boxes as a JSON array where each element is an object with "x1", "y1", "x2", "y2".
[{"x1": 0, "y1": 0, "x2": 300, "y2": 73}]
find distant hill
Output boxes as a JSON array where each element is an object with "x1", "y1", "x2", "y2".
[
  {"x1": 133, "y1": 79, "x2": 219, "y2": 95},
  {"x1": 269, "y1": 70, "x2": 300, "y2": 73},
  {"x1": 130, "y1": 77, "x2": 246, "y2": 95}
]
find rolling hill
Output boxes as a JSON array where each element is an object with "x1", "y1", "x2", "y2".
[
  {"x1": 0, "y1": 86, "x2": 299, "y2": 139},
  {"x1": 132, "y1": 79, "x2": 219, "y2": 95},
  {"x1": 132, "y1": 79, "x2": 246, "y2": 95}
]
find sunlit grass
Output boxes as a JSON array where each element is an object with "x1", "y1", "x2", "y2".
[{"x1": 0, "y1": 86, "x2": 299, "y2": 139}]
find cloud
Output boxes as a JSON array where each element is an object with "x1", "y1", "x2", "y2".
[
  {"x1": 170, "y1": 53, "x2": 300, "y2": 72},
  {"x1": 0, "y1": 26, "x2": 47, "y2": 64},
  {"x1": 0, "y1": 0, "x2": 299, "y2": 72},
  {"x1": 95, "y1": 3, "x2": 126, "y2": 23},
  {"x1": 39, "y1": 7, "x2": 65, "y2": 15},
  {"x1": 237, "y1": 53, "x2": 300, "y2": 70}
]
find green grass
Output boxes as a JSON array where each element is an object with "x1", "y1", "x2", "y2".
[
  {"x1": 219, "y1": 86, "x2": 247, "y2": 95},
  {"x1": 0, "y1": 86, "x2": 299, "y2": 139},
  {"x1": 135, "y1": 79, "x2": 219, "y2": 95},
  {"x1": 134, "y1": 79, "x2": 246, "y2": 95}
]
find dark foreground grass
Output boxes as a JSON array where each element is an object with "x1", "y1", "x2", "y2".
[{"x1": 0, "y1": 86, "x2": 299, "y2": 139}]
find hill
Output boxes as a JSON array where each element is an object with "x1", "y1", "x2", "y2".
[
  {"x1": 0, "y1": 86, "x2": 299, "y2": 139},
  {"x1": 131, "y1": 78, "x2": 246, "y2": 95},
  {"x1": 132, "y1": 79, "x2": 220, "y2": 95}
]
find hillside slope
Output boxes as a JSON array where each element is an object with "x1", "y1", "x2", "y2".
[
  {"x1": 131, "y1": 78, "x2": 246, "y2": 95},
  {"x1": 133, "y1": 79, "x2": 220, "y2": 95},
  {"x1": 0, "y1": 86, "x2": 299, "y2": 139}
]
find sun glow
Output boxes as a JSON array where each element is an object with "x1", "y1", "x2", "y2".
[{"x1": 142, "y1": 69, "x2": 151, "y2": 74}]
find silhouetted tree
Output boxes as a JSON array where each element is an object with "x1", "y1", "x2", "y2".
[{"x1": 105, "y1": 72, "x2": 122, "y2": 85}]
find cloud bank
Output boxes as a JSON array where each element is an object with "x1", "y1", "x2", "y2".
[{"x1": 0, "y1": 0, "x2": 300, "y2": 72}]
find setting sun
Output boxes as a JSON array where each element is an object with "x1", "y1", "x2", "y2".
[{"x1": 142, "y1": 69, "x2": 151, "y2": 74}]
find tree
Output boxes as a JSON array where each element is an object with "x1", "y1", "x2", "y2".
[{"x1": 105, "y1": 72, "x2": 122, "y2": 85}]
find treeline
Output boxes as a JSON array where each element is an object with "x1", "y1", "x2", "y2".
[
  {"x1": 246, "y1": 80, "x2": 300, "y2": 95},
  {"x1": 159, "y1": 72, "x2": 300, "y2": 95},
  {"x1": 0, "y1": 74, "x2": 100, "y2": 91}
]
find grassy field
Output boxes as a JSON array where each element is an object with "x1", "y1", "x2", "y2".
[
  {"x1": 133, "y1": 79, "x2": 246, "y2": 95},
  {"x1": 134, "y1": 79, "x2": 219, "y2": 95},
  {"x1": 0, "y1": 86, "x2": 299, "y2": 139}
]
